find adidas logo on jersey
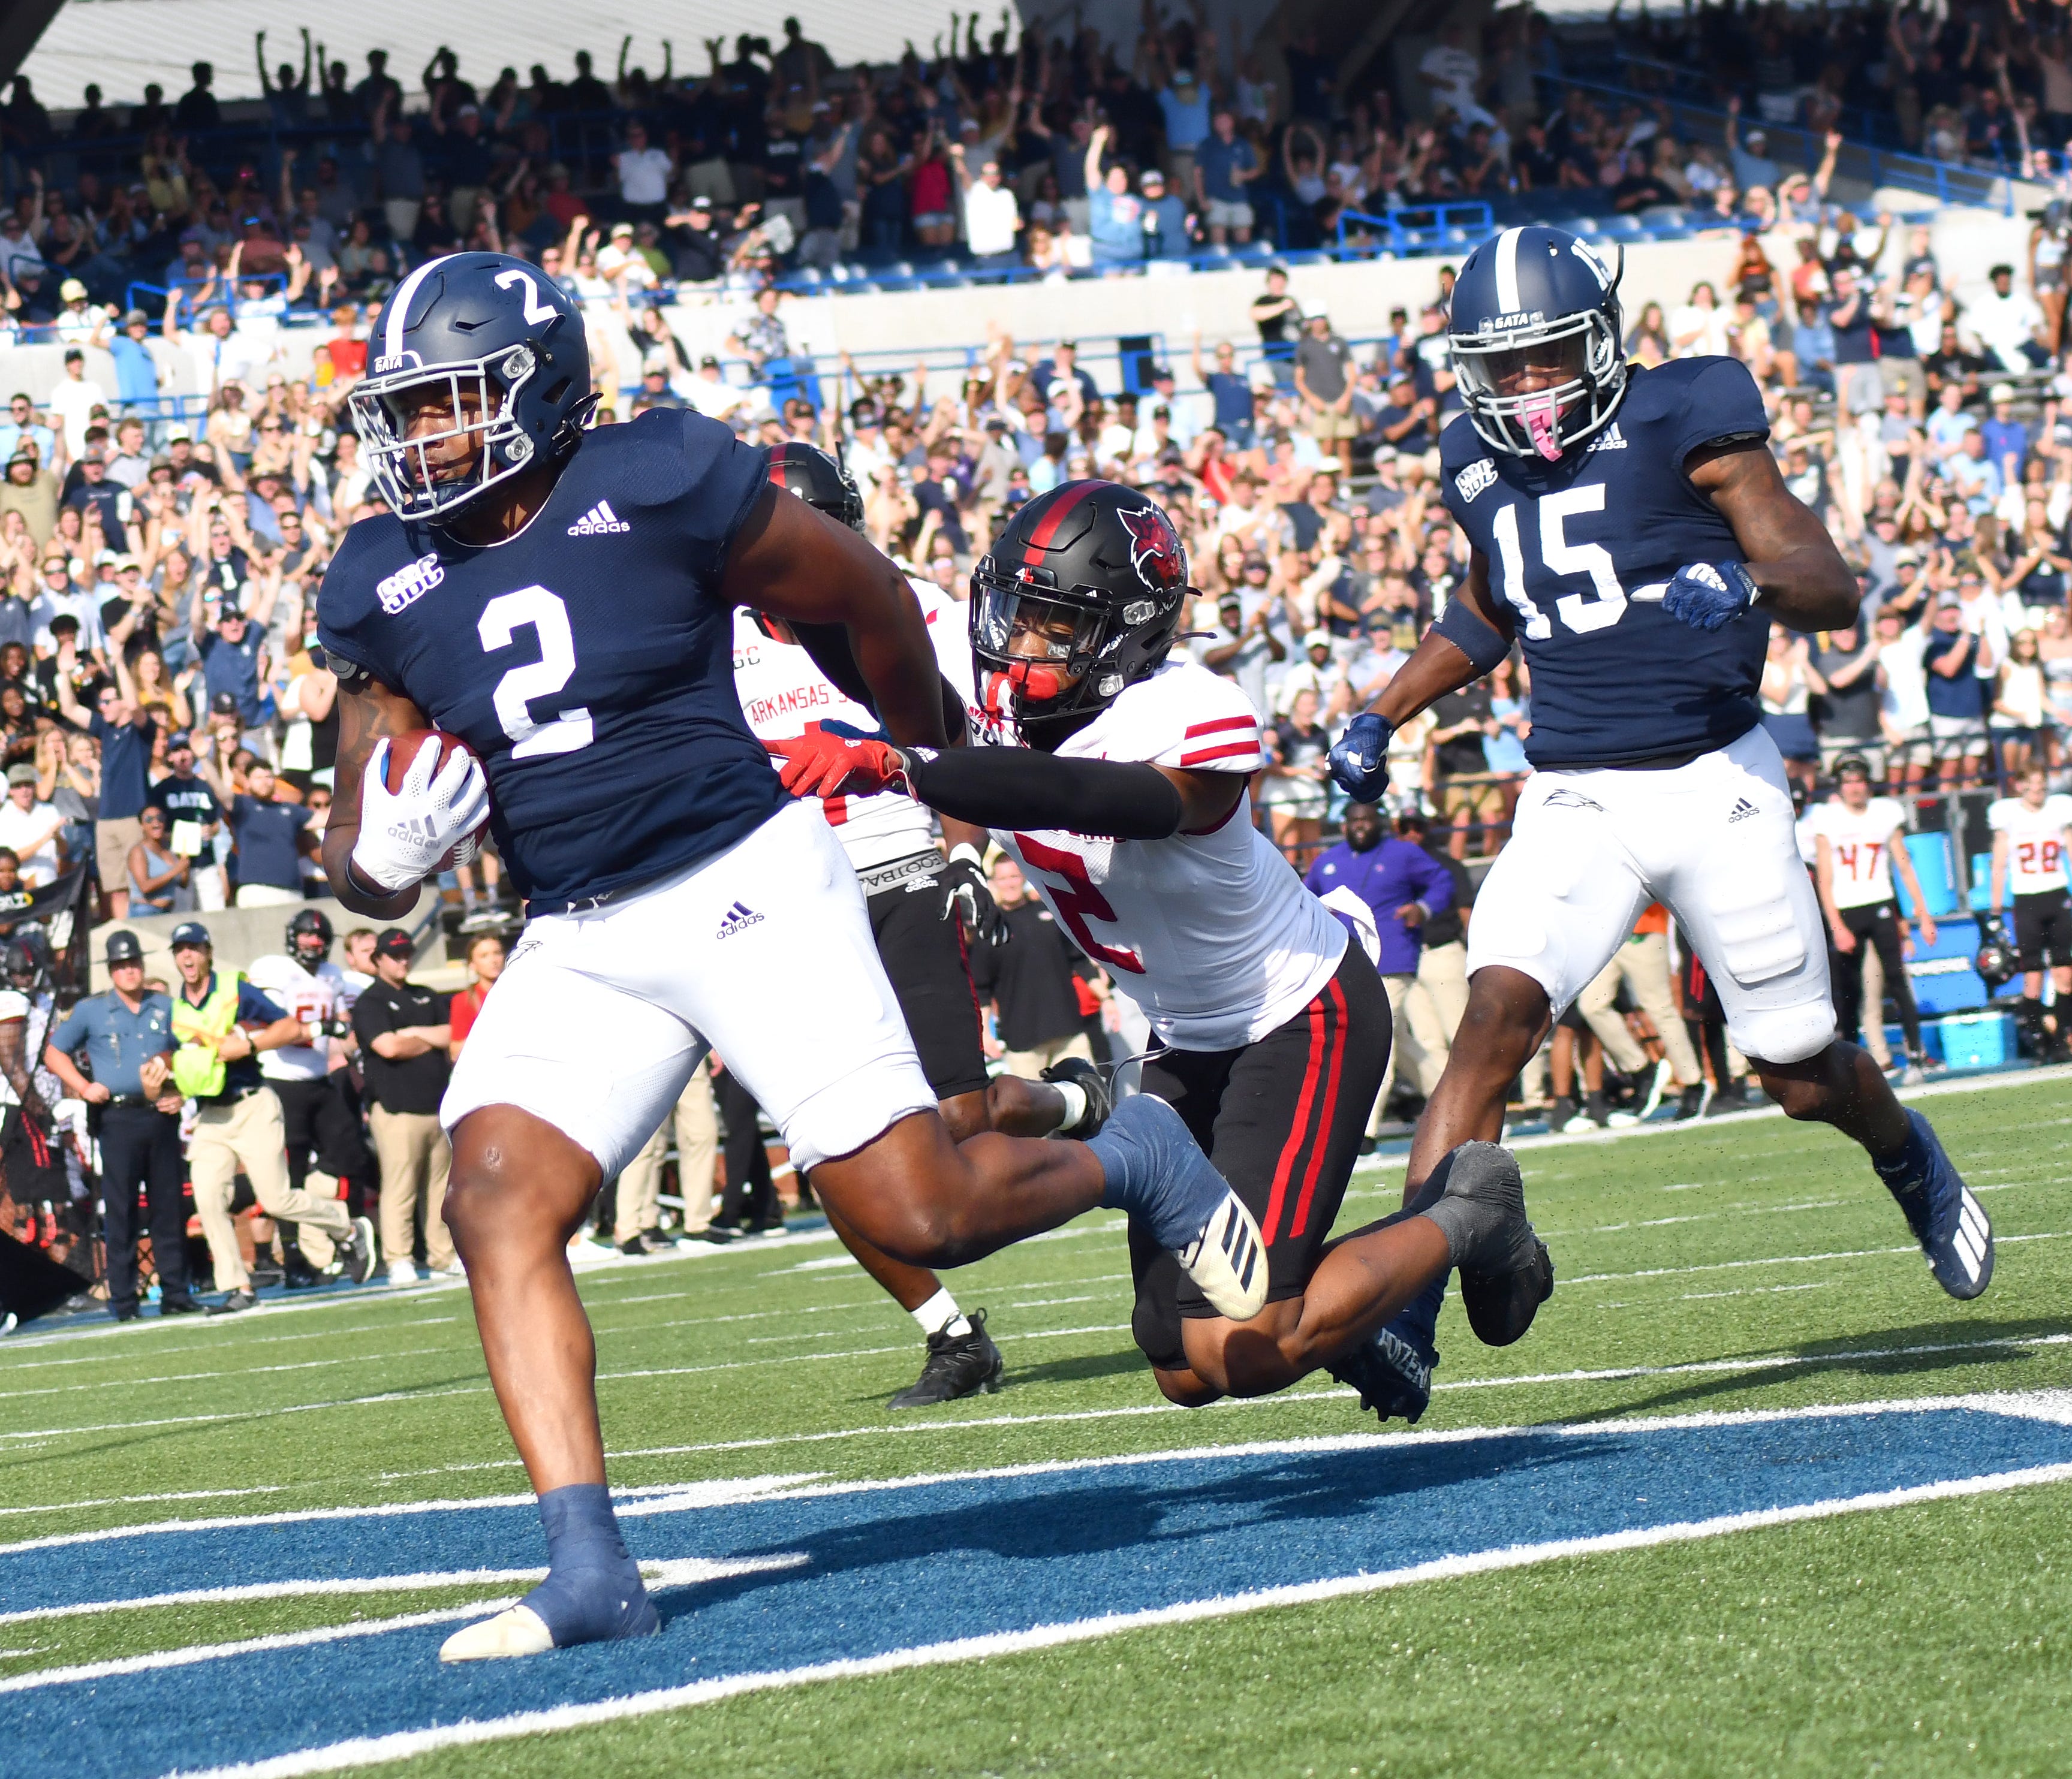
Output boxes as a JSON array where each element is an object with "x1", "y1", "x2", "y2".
[
  {"x1": 1455, "y1": 459, "x2": 1497, "y2": 503},
  {"x1": 376, "y1": 552, "x2": 444, "y2": 615},
  {"x1": 1586, "y1": 423, "x2": 1628, "y2": 452},
  {"x1": 715, "y1": 900, "x2": 765, "y2": 939},
  {"x1": 568, "y1": 500, "x2": 631, "y2": 536},
  {"x1": 1728, "y1": 797, "x2": 1760, "y2": 824}
]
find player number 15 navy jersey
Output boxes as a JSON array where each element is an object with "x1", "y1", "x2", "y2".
[
  {"x1": 317, "y1": 409, "x2": 787, "y2": 909},
  {"x1": 1439, "y1": 355, "x2": 1772, "y2": 768}
]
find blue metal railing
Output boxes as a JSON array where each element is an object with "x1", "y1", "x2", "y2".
[
  {"x1": 1534, "y1": 72, "x2": 2016, "y2": 216},
  {"x1": 1335, "y1": 201, "x2": 1495, "y2": 254}
]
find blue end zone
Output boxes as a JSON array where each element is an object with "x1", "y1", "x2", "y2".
[{"x1": 10, "y1": 1402, "x2": 2072, "y2": 1777}]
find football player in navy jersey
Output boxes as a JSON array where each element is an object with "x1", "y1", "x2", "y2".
[
  {"x1": 1325, "y1": 225, "x2": 1993, "y2": 1424},
  {"x1": 314, "y1": 251, "x2": 1281, "y2": 1663}
]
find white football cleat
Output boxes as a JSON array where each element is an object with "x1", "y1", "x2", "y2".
[
  {"x1": 1176, "y1": 1190, "x2": 1269, "y2": 1322},
  {"x1": 439, "y1": 1603, "x2": 555, "y2": 1662}
]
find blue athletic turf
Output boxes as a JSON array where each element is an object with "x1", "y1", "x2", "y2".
[{"x1": 10, "y1": 1403, "x2": 2072, "y2": 1778}]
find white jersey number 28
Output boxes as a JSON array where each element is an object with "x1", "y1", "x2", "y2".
[
  {"x1": 478, "y1": 586, "x2": 596, "y2": 759},
  {"x1": 1489, "y1": 486, "x2": 1631, "y2": 639}
]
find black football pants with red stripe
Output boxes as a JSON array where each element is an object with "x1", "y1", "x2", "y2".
[{"x1": 1127, "y1": 941, "x2": 1392, "y2": 1370}]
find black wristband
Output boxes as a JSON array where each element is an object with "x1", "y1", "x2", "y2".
[{"x1": 903, "y1": 747, "x2": 1185, "y2": 839}]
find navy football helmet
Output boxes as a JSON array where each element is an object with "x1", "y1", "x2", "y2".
[
  {"x1": 1449, "y1": 224, "x2": 1627, "y2": 461},
  {"x1": 970, "y1": 480, "x2": 1190, "y2": 742},
  {"x1": 350, "y1": 251, "x2": 597, "y2": 522}
]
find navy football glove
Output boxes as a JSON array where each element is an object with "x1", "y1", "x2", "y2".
[
  {"x1": 1329, "y1": 711, "x2": 1395, "y2": 802},
  {"x1": 1663, "y1": 559, "x2": 1759, "y2": 633}
]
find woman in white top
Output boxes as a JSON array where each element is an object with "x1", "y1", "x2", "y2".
[
  {"x1": 1669, "y1": 281, "x2": 1732, "y2": 358},
  {"x1": 1994, "y1": 627, "x2": 2049, "y2": 778}
]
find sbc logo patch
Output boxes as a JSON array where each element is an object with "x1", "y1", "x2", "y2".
[
  {"x1": 377, "y1": 553, "x2": 445, "y2": 615},
  {"x1": 1455, "y1": 460, "x2": 1497, "y2": 503}
]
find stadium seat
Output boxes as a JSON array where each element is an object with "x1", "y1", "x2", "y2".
[{"x1": 1599, "y1": 213, "x2": 1644, "y2": 236}]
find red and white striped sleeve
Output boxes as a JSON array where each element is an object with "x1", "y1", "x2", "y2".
[{"x1": 1140, "y1": 667, "x2": 1266, "y2": 773}]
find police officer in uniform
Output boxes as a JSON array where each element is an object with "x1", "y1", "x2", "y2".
[{"x1": 46, "y1": 931, "x2": 199, "y2": 1319}]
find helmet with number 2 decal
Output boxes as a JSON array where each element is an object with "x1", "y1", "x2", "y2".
[
  {"x1": 349, "y1": 250, "x2": 597, "y2": 523},
  {"x1": 1449, "y1": 224, "x2": 1627, "y2": 462}
]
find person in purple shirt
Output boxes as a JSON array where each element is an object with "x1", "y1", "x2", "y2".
[{"x1": 1303, "y1": 801, "x2": 1454, "y2": 1135}]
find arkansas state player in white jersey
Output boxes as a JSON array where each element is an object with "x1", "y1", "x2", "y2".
[
  {"x1": 1810, "y1": 756, "x2": 1937, "y2": 1081},
  {"x1": 1989, "y1": 764, "x2": 2072, "y2": 1058},
  {"x1": 740, "y1": 442, "x2": 1089, "y2": 1407},
  {"x1": 770, "y1": 480, "x2": 1550, "y2": 1413}
]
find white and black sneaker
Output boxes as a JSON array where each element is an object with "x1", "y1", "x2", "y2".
[
  {"x1": 1041, "y1": 1055, "x2": 1113, "y2": 1138},
  {"x1": 888, "y1": 1309, "x2": 1004, "y2": 1408},
  {"x1": 335, "y1": 1216, "x2": 377, "y2": 1286}
]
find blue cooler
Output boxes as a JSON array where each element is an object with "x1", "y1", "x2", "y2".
[{"x1": 1935, "y1": 1011, "x2": 2014, "y2": 1069}]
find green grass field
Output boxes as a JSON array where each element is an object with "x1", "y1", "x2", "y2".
[{"x1": 4, "y1": 1073, "x2": 2070, "y2": 1778}]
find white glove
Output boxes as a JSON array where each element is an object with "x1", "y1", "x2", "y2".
[{"x1": 351, "y1": 737, "x2": 490, "y2": 893}]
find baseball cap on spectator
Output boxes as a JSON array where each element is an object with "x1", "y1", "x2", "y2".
[
  {"x1": 63, "y1": 347, "x2": 83, "y2": 363},
  {"x1": 6, "y1": 764, "x2": 35, "y2": 788},
  {"x1": 1303, "y1": 630, "x2": 1332, "y2": 653},
  {"x1": 1142, "y1": 168, "x2": 1166, "y2": 191},
  {"x1": 122, "y1": 308, "x2": 149, "y2": 327},
  {"x1": 170, "y1": 921, "x2": 212, "y2": 952},
  {"x1": 610, "y1": 221, "x2": 634, "y2": 239},
  {"x1": 373, "y1": 928, "x2": 414, "y2": 959},
  {"x1": 210, "y1": 690, "x2": 240, "y2": 715},
  {"x1": 59, "y1": 279, "x2": 87, "y2": 302},
  {"x1": 167, "y1": 730, "x2": 193, "y2": 753},
  {"x1": 1990, "y1": 383, "x2": 2015, "y2": 405},
  {"x1": 1833, "y1": 753, "x2": 1872, "y2": 779}
]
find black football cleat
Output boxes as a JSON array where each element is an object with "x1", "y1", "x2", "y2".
[
  {"x1": 1461, "y1": 1234, "x2": 1555, "y2": 1347},
  {"x1": 1327, "y1": 1326, "x2": 1435, "y2": 1425},
  {"x1": 208, "y1": 1288, "x2": 259, "y2": 1316},
  {"x1": 1041, "y1": 1055, "x2": 1113, "y2": 1138},
  {"x1": 159, "y1": 1295, "x2": 204, "y2": 1316},
  {"x1": 889, "y1": 1309, "x2": 1004, "y2": 1409}
]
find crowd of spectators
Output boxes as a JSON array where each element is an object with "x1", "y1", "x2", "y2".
[{"x1": 5, "y1": 7, "x2": 2072, "y2": 1320}]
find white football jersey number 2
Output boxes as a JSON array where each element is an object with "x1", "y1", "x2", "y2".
[{"x1": 479, "y1": 585, "x2": 595, "y2": 759}]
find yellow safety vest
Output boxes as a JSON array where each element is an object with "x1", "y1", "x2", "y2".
[{"x1": 170, "y1": 970, "x2": 244, "y2": 1100}]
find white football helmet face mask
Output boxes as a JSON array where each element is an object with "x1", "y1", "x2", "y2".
[
  {"x1": 1451, "y1": 310, "x2": 1626, "y2": 462},
  {"x1": 350, "y1": 348, "x2": 540, "y2": 521}
]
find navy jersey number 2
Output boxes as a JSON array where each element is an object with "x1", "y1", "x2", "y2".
[
  {"x1": 1441, "y1": 355, "x2": 1773, "y2": 769},
  {"x1": 318, "y1": 408, "x2": 788, "y2": 910}
]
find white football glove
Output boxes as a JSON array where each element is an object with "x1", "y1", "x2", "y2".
[{"x1": 351, "y1": 737, "x2": 490, "y2": 893}]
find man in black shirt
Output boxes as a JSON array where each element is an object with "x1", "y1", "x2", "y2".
[
  {"x1": 350, "y1": 928, "x2": 456, "y2": 1283},
  {"x1": 1429, "y1": 683, "x2": 1498, "y2": 860},
  {"x1": 1811, "y1": 622, "x2": 1884, "y2": 779},
  {"x1": 150, "y1": 731, "x2": 225, "y2": 909},
  {"x1": 968, "y1": 854, "x2": 1093, "y2": 1078}
]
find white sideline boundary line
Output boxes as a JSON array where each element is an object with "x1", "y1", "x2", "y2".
[
  {"x1": 0, "y1": 1557, "x2": 810, "y2": 1679},
  {"x1": 11, "y1": 1320, "x2": 2072, "y2": 1528},
  {"x1": 0, "y1": 1476, "x2": 821, "y2": 1560},
  {"x1": 164, "y1": 1452, "x2": 2072, "y2": 1779},
  {"x1": 14, "y1": 1381, "x2": 2072, "y2": 1570}
]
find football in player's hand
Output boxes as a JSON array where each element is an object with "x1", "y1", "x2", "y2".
[{"x1": 381, "y1": 729, "x2": 491, "y2": 868}]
